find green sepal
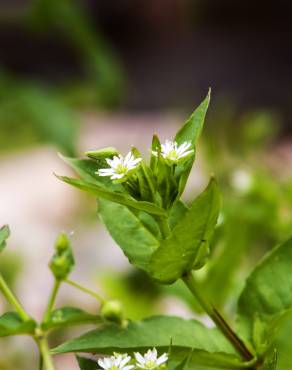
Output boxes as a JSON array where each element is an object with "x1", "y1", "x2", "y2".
[
  {"x1": 49, "y1": 233, "x2": 74, "y2": 280},
  {"x1": 0, "y1": 225, "x2": 10, "y2": 253},
  {"x1": 42, "y1": 307, "x2": 102, "y2": 331},
  {"x1": 131, "y1": 146, "x2": 155, "y2": 202},
  {"x1": 0, "y1": 312, "x2": 36, "y2": 337},
  {"x1": 149, "y1": 178, "x2": 220, "y2": 284},
  {"x1": 85, "y1": 147, "x2": 119, "y2": 160}
]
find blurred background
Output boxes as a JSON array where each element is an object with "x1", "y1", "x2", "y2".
[{"x1": 0, "y1": 0, "x2": 292, "y2": 369}]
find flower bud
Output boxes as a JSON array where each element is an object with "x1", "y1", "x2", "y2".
[
  {"x1": 49, "y1": 233, "x2": 74, "y2": 280},
  {"x1": 55, "y1": 233, "x2": 70, "y2": 252},
  {"x1": 100, "y1": 300, "x2": 123, "y2": 324},
  {"x1": 85, "y1": 147, "x2": 119, "y2": 160}
]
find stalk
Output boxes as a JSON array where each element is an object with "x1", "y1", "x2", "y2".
[
  {"x1": 0, "y1": 273, "x2": 30, "y2": 321},
  {"x1": 65, "y1": 279, "x2": 105, "y2": 304},
  {"x1": 43, "y1": 279, "x2": 61, "y2": 322},
  {"x1": 37, "y1": 336, "x2": 56, "y2": 370},
  {"x1": 182, "y1": 271, "x2": 254, "y2": 361}
]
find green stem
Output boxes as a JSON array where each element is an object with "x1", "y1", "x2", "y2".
[
  {"x1": 38, "y1": 336, "x2": 56, "y2": 370},
  {"x1": 0, "y1": 273, "x2": 30, "y2": 321},
  {"x1": 157, "y1": 217, "x2": 171, "y2": 239},
  {"x1": 182, "y1": 272, "x2": 254, "y2": 361},
  {"x1": 43, "y1": 279, "x2": 61, "y2": 322},
  {"x1": 65, "y1": 279, "x2": 105, "y2": 304}
]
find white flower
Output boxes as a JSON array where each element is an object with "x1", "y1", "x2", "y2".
[
  {"x1": 98, "y1": 353, "x2": 134, "y2": 370},
  {"x1": 97, "y1": 152, "x2": 142, "y2": 181},
  {"x1": 134, "y1": 348, "x2": 168, "y2": 369},
  {"x1": 231, "y1": 169, "x2": 253, "y2": 193},
  {"x1": 152, "y1": 140, "x2": 194, "y2": 164}
]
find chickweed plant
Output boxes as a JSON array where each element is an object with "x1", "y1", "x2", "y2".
[{"x1": 0, "y1": 91, "x2": 289, "y2": 370}]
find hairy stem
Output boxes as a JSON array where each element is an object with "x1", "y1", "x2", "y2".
[
  {"x1": 0, "y1": 273, "x2": 30, "y2": 321},
  {"x1": 182, "y1": 271, "x2": 254, "y2": 361},
  {"x1": 43, "y1": 279, "x2": 61, "y2": 322},
  {"x1": 65, "y1": 279, "x2": 105, "y2": 304}
]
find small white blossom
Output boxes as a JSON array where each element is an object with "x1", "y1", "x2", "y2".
[
  {"x1": 231, "y1": 169, "x2": 253, "y2": 193},
  {"x1": 135, "y1": 348, "x2": 168, "y2": 369},
  {"x1": 97, "y1": 152, "x2": 142, "y2": 181},
  {"x1": 98, "y1": 353, "x2": 134, "y2": 370},
  {"x1": 152, "y1": 140, "x2": 194, "y2": 164}
]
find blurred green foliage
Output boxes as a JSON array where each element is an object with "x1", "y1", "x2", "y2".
[{"x1": 0, "y1": 0, "x2": 125, "y2": 155}]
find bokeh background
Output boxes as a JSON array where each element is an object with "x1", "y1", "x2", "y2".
[{"x1": 1, "y1": 1, "x2": 292, "y2": 369}]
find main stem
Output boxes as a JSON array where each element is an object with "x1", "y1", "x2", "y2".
[
  {"x1": 38, "y1": 336, "x2": 56, "y2": 370},
  {"x1": 0, "y1": 273, "x2": 30, "y2": 321},
  {"x1": 182, "y1": 271, "x2": 254, "y2": 361}
]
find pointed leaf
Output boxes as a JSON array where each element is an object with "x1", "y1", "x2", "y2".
[
  {"x1": 237, "y1": 237, "x2": 292, "y2": 351},
  {"x1": 59, "y1": 154, "x2": 116, "y2": 189},
  {"x1": 42, "y1": 307, "x2": 102, "y2": 331},
  {"x1": 98, "y1": 199, "x2": 160, "y2": 271},
  {"x1": 149, "y1": 178, "x2": 220, "y2": 283},
  {"x1": 0, "y1": 312, "x2": 36, "y2": 337},
  {"x1": 57, "y1": 175, "x2": 166, "y2": 216},
  {"x1": 0, "y1": 225, "x2": 10, "y2": 253},
  {"x1": 174, "y1": 90, "x2": 211, "y2": 198},
  {"x1": 52, "y1": 315, "x2": 249, "y2": 369},
  {"x1": 175, "y1": 89, "x2": 211, "y2": 147}
]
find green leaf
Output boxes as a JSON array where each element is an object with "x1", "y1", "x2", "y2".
[
  {"x1": 237, "y1": 237, "x2": 292, "y2": 352},
  {"x1": 42, "y1": 307, "x2": 102, "y2": 331},
  {"x1": 0, "y1": 312, "x2": 36, "y2": 337},
  {"x1": 175, "y1": 89, "x2": 211, "y2": 147},
  {"x1": 98, "y1": 199, "x2": 159, "y2": 271},
  {"x1": 149, "y1": 178, "x2": 220, "y2": 284},
  {"x1": 174, "y1": 90, "x2": 211, "y2": 198},
  {"x1": 59, "y1": 154, "x2": 116, "y2": 189},
  {"x1": 57, "y1": 175, "x2": 166, "y2": 217},
  {"x1": 76, "y1": 356, "x2": 97, "y2": 370},
  {"x1": 0, "y1": 225, "x2": 10, "y2": 253},
  {"x1": 52, "y1": 315, "x2": 248, "y2": 369},
  {"x1": 168, "y1": 201, "x2": 189, "y2": 229},
  {"x1": 170, "y1": 351, "x2": 192, "y2": 370}
]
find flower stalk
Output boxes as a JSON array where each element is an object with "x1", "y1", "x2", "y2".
[
  {"x1": 65, "y1": 278, "x2": 105, "y2": 304},
  {"x1": 43, "y1": 279, "x2": 61, "y2": 322}
]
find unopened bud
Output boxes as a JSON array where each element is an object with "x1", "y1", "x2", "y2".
[
  {"x1": 55, "y1": 233, "x2": 70, "y2": 252},
  {"x1": 101, "y1": 300, "x2": 123, "y2": 324},
  {"x1": 85, "y1": 147, "x2": 119, "y2": 160}
]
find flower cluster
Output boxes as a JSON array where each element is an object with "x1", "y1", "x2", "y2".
[
  {"x1": 98, "y1": 348, "x2": 168, "y2": 370},
  {"x1": 96, "y1": 140, "x2": 193, "y2": 182}
]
